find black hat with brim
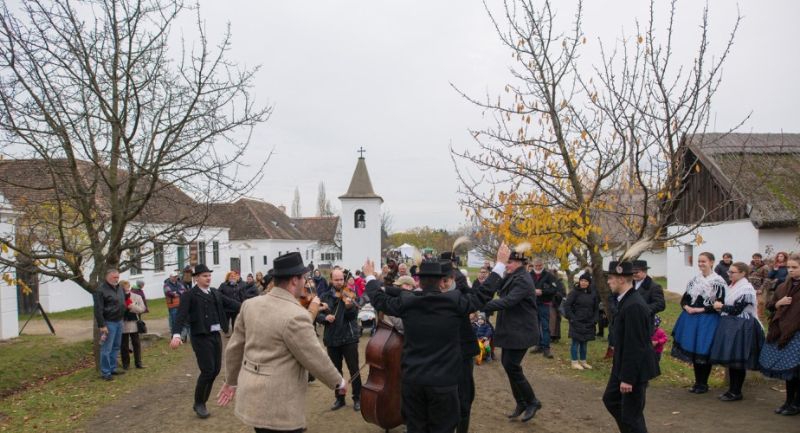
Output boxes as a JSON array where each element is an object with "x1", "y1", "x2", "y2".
[
  {"x1": 631, "y1": 260, "x2": 649, "y2": 271},
  {"x1": 605, "y1": 261, "x2": 634, "y2": 276},
  {"x1": 509, "y1": 251, "x2": 529, "y2": 262},
  {"x1": 440, "y1": 260, "x2": 454, "y2": 276},
  {"x1": 272, "y1": 252, "x2": 310, "y2": 277},
  {"x1": 192, "y1": 264, "x2": 214, "y2": 276},
  {"x1": 416, "y1": 260, "x2": 446, "y2": 277}
]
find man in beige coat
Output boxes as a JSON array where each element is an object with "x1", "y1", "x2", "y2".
[{"x1": 218, "y1": 252, "x2": 346, "y2": 433}]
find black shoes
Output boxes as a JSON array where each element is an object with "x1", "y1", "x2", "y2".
[
  {"x1": 689, "y1": 384, "x2": 708, "y2": 394},
  {"x1": 330, "y1": 399, "x2": 346, "y2": 411},
  {"x1": 111, "y1": 370, "x2": 125, "y2": 375},
  {"x1": 135, "y1": 364, "x2": 145, "y2": 369},
  {"x1": 542, "y1": 349, "x2": 554, "y2": 359},
  {"x1": 779, "y1": 404, "x2": 800, "y2": 416},
  {"x1": 101, "y1": 375, "x2": 113, "y2": 381},
  {"x1": 529, "y1": 347, "x2": 543, "y2": 354},
  {"x1": 719, "y1": 392, "x2": 743, "y2": 402},
  {"x1": 507, "y1": 403, "x2": 526, "y2": 418},
  {"x1": 521, "y1": 401, "x2": 542, "y2": 422},
  {"x1": 353, "y1": 400, "x2": 361, "y2": 412},
  {"x1": 193, "y1": 403, "x2": 210, "y2": 419}
]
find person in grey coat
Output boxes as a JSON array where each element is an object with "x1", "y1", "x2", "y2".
[
  {"x1": 476, "y1": 243, "x2": 542, "y2": 423},
  {"x1": 564, "y1": 273, "x2": 599, "y2": 370}
]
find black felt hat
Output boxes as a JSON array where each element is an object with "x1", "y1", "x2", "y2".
[
  {"x1": 605, "y1": 261, "x2": 634, "y2": 276},
  {"x1": 631, "y1": 260, "x2": 649, "y2": 271},
  {"x1": 416, "y1": 259, "x2": 446, "y2": 277},
  {"x1": 192, "y1": 264, "x2": 213, "y2": 276},
  {"x1": 440, "y1": 260, "x2": 454, "y2": 276},
  {"x1": 439, "y1": 251, "x2": 461, "y2": 266},
  {"x1": 272, "y1": 252, "x2": 310, "y2": 277},
  {"x1": 509, "y1": 251, "x2": 529, "y2": 262}
]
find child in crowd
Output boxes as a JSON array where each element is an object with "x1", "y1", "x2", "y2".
[
  {"x1": 474, "y1": 313, "x2": 494, "y2": 364},
  {"x1": 652, "y1": 316, "x2": 668, "y2": 363}
]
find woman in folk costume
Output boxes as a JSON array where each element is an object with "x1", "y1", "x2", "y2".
[
  {"x1": 708, "y1": 262, "x2": 765, "y2": 401},
  {"x1": 759, "y1": 253, "x2": 800, "y2": 416},
  {"x1": 671, "y1": 251, "x2": 727, "y2": 394}
]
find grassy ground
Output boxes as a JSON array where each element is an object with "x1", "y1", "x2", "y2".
[
  {"x1": 22, "y1": 300, "x2": 170, "y2": 322},
  {"x1": 0, "y1": 335, "x2": 92, "y2": 397},
  {"x1": 0, "y1": 338, "x2": 187, "y2": 433}
]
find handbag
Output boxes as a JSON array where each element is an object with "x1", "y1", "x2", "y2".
[{"x1": 136, "y1": 315, "x2": 148, "y2": 334}]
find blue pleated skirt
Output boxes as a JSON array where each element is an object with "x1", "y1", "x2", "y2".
[
  {"x1": 708, "y1": 316, "x2": 764, "y2": 370},
  {"x1": 759, "y1": 331, "x2": 800, "y2": 380},
  {"x1": 671, "y1": 311, "x2": 720, "y2": 364}
]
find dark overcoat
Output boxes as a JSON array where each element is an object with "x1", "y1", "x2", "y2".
[
  {"x1": 564, "y1": 285, "x2": 599, "y2": 342},
  {"x1": 610, "y1": 289, "x2": 660, "y2": 384},
  {"x1": 478, "y1": 267, "x2": 540, "y2": 349}
]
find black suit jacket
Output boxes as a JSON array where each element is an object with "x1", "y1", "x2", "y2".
[
  {"x1": 637, "y1": 276, "x2": 666, "y2": 317},
  {"x1": 531, "y1": 269, "x2": 558, "y2": 303},
  {"x1": 366, "y1": 279, "x2": 485, "y2": 387},
  {"x1": 454, "y1": 267, "x2": 480, "y2": 359},
  {"x1": 173, "y1": 286, "x2": 241, "y2": 336},
  {"x1": 610, "y1": 289, "x2": 660, "y2": 384},
  {"x1": 479, "y1": 267, "x2": 540, "y2": 349}
]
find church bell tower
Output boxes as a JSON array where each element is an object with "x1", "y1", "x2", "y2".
[{"x1": 339, "y1": 150, "x2": 383, "y2": 270}]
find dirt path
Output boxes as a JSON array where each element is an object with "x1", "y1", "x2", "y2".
[
  {"x1": 83, "y1": 335, "x2": 797, "y2": 433},
  {"x1": 18, "y1": 318, "x2": 172, "y2": 343}
]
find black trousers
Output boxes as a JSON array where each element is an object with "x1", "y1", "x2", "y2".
[
  {"x1": 120, "y1": 332, "x2": 142, "y2": 368},
  {"x1": 402, "y1": 382, "x2": 459, "y2": 433},
  {"x1": 693, "y1": 363, "x2": 712, "y2": 386},
  {"x1": 327, "y1": 342, "x2": 361, "y2": 402},
  {"x1": 254, "y1": 429, "x2": 303, "y2": 433},
  {"x1": 458, "y1": 357, "x2": 475, "y2": 420},
  {"x1": 728, "y1": 368, "x2": 746, "y2": 395},
  {"x1": 226, "y1": 312, "x2": 238, "y2": 332},
  {"x1": 500, "y1": 348, "x2": 536, "y2": 405},
  {"x1": 191, "y1": 332, "x2": 222, "y2": 405},
  {"x1": 603, "y1": 376, "x2": 648, "y2": 433}
]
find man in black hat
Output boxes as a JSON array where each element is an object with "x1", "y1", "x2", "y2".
[
  {"x1": 440, "y1": 251, "x2": 479, "y2": 433},
  {"x1": 476, "y1": 243, "x2": 542, "y2": 422},
  {"x1": 602, "y1": 261, "x2": 660, "y2": 433},
  {"x1": 631, "y1": 260, "x2": 665, "y2": 319},
  {"x1": 169, "y1": 264, "x2": 241, "y2": 418},
  {"x1": 529, "y1": 257, "x2": 558, "y2": 358},
  {"x1": 364, "y1": 258, "x2": 487, "y2": 433}
]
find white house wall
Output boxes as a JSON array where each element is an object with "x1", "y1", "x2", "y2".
[
  {"x1": 38, "y1": 225, "x2": 231, "y2": 313},
  {"x1": 666, "y1": 220, "x2": 759, "y2": 294},
  {"x1": 228, "y1": 238, "x2": 339, "y2": 276},
  {"x1": 758, "y1": 227, "x2": 800, "y2": 257},
  {"x1": 0, "y1": 207, "x2": 19, "y2": 339}
]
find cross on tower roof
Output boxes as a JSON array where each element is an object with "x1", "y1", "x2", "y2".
[{"x1": 357, "y1": 147, "x2": 366, "y2": 158}]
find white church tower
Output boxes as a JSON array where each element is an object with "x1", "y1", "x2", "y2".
[{"x1": 339, "y1": 151, "x2": 383, "y2": 270}]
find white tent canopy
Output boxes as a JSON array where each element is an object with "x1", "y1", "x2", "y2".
[{"x1": 392, "y1": 243, "x2": 419, "y2": 261}]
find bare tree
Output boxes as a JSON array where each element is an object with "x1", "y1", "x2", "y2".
[
  {"x1": 291, "y1": 186, "x2": 302, "y2": 218},
  {"x1": 380, "y1": 209, "x2": 394, "y2": 251},
  {"x1": 451, "y1": 0, "x2": 740, "y2": 306},
  {"x1": 316, "y1": 181, "x2": 334, "y2": 217},
  {"x1": 0, "y1": 0, "x2": 271, "y2": 295}
]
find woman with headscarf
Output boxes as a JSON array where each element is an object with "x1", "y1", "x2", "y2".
[{"x1": 671, "y1": 251, "x2": 727, "y2": 394}]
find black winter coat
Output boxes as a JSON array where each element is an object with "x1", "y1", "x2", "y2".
[
  {"x1": 454, "y1": 267, "x2": 480, "y2": 359},
  {"x1": 610, "y1": 289, "x2": 660, "y2": 384},
  {"x1": 316, "y1": 291, "x2": 360, "y2": 347},
  {"x1": 173, "y1": 286, "x2": 241, "y2": 336},
  {"x1": 531, "y1": 269, "x2": 559, "y2": 304},
  {"x1": 479, "y1": 267, "x2": 540, "y2": 349},
  {"x1": 564, "y1": 285, "x2": 598, "y2": 342},
  {"x1": 636, "y1": 276, "x2": 666, "y2": 317},
  {"x1": 219, "y1": 281, "x2": 243, "y2": 312},
  {"x1": 93, "y1": 281, "x2": 125, "y2": 327},
  {"x1": 241, "y1": 283, "x2": 259, "y2": 301},
  {"x1": 367, "y1": 279, "x2": 486, "y2": 386}
]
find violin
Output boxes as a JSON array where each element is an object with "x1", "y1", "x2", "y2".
[{"x1": 299, "y1": 279, "x2": 316, "y2": 309}]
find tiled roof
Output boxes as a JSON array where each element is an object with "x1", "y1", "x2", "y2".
[{"x1": 293, "y1": 216, "x2": 339, "y2": 242}]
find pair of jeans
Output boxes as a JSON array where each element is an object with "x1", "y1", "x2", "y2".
[
  {"x1": 537, "y1": 303, "x2": 551, "y2": 349},
  {"x1": 500, "y1": 348, "x2": 537, "y2": 406},
  {"x1": 121, "y1": 332, "x2": 142, "y2": 368},
  {"x1": 327, "y1": 342, "x2": 361, "y2": 402},
  {"x1": 570, "y1": 339, "x2": 587, "y2": 361},
  {"x1": 100, "y1": 320, "x2": 123, "y2": 377}
]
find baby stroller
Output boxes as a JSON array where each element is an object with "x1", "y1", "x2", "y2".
[{"x1": 357, "y1": 298, "x2": 376, "y2": 336}]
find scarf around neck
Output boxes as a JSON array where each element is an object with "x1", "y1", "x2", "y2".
[{"x1": 685, "y1": 272, "x2": 726, "y2": 306}]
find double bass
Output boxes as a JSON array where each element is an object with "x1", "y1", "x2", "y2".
[{"x1": 360, "y1": 318, "x2": 404, "y2": 431}]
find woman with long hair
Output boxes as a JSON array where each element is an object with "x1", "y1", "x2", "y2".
[{"x1": 671, "y1": 252, "x2": 727, "y2": 394}]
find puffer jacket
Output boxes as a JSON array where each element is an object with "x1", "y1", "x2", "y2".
[{"x1": 564, "y1": 285, "x2": 599, "y2": 342}]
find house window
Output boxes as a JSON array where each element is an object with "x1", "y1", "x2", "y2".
[
  {"x1": 130, "y1": 247, "x2": 142, "y2": 275},
  {"x1": 177, "y1": 245, "x2": 187, "y2": 270},
  {"x1": 153, "y1": 243, "x2": 164, "y2": 272},
  {"x1": 337, "y1": 252, "x2": 342, "y2": 260},
  {"x1": 684, "y1": 244, "x2": 694, "y2": 267},
  {"x1": 212, "y1": 241, "x2": 220, "y2": 265},
  {"x1": 263, "y1": 255, "x2": 268, "y2": 265},
  {"x1": 355, "y1": 209, "x2": 366, "y2": 228},
  {"x1": 198, "y1": 241, "x2": 207, "y2": 265}
]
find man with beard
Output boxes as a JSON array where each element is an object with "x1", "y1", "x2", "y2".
[
  {"x1": 530, "y1": 258, "x2": 557, "y2": 358},
  {"x1": 317, "y1": 269, "x2": 362, "y2": 411},
  {"x1": 602, "y1": 261, "x2": 660, "y2": 433},
  {"x1": 441, "y1": 251, "x2": 479, "y2": 433},
  {"x1": 476, "y1": 243, "x2": 542, "y2": 422}
]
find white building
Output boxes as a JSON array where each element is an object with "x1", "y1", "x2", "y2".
[
  {"x1": 339, "y1": 156, "x2": 383, "y2": 270},
  {"x1": 666, "y1": 133, "x2": 800, "y2": 293},
  {"x1": 0, "y1": 194, "x2": 20, "y2": 339}
]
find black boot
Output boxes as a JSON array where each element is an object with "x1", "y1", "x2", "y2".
[
  {"x1": 507, "y1": 403, "x2": 525, "y2": 418},
  {"x1": 521, "y1": 400, "x2": 542, "y2": 422},
  {"x1": 456, "y1": 417, "x2": 470, "y2": 433},
  {"x1": 193, "y1": 403, "x2": 210, "y2": 419}
]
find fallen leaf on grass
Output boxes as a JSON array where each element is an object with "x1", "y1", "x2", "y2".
[{"x1": 671, "y1": 411, "x2": 680, "y2": 415}]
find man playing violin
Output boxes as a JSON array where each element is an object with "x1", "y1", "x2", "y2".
[{"x1": 316, "y1": 269, "x2": 363, "y2": 412}]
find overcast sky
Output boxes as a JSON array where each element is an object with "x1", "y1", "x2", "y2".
[{"x1": 191, "y1": 0, "x2": 799, "y2": 231}]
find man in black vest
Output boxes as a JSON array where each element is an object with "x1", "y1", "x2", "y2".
[
  {"x1": 365, "y1": 259, "x2": 486, "y2": 433},
  {"x1": 631, "y1": 260, "x2": 666, "y2": 318},
  {"x1": 477, "y1": 243, "x2": 542, "y2": 422},
  {"x1": 602, "y1": 261, "x2": 660, "y2": 433},
  {"x1": 170, "y1": 264, "x2": 241, "y2": 419}
]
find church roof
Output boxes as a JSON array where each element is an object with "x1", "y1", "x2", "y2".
[{"x1": 339, "y1": 157, "x2": 383, "y2": 202}]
